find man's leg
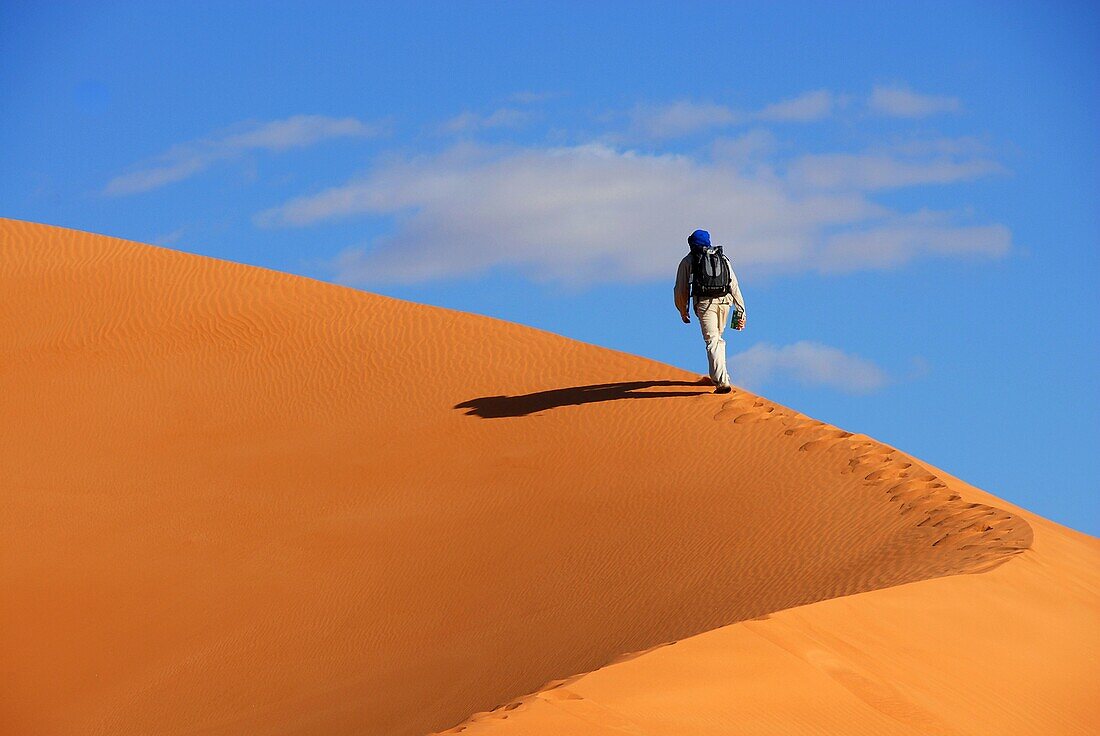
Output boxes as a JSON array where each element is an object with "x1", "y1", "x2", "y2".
[
  {"x1": 711, "y1": 299, "x2": 731, "y2": 387},
  {"x1": 708, "y1": 299, "x2": 734, "y2": 387},
  {"x1": 695, "y1": 299, "x2": 731, "y2": 388}
]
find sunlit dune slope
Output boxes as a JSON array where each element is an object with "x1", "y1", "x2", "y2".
[
  {"x1": 447, "y1": 469, "x2": 1099, "y2": 735},
  {"x1": 0, "y1": 219, "x2": 1048, "y2": 736}
]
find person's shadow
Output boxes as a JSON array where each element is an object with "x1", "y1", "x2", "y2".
[{"x1": 455, "y1": 380, "x2": 709, "y2": 418}]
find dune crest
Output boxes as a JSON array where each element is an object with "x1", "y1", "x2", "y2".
[{"x1": 0, "y1": 219, "x2": 1063, "y2": 736}]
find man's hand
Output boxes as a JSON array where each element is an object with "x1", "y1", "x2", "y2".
[
  {"x1": 681, "y1": 313, "x2": 691, "y2": 324},
  {"x1": 734, "y1": 316, "x2": 746, "y2": 330}
]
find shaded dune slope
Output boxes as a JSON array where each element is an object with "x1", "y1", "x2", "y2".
[{"x1": 1, "y1": 219, "x2": 1031, "y2": 735}]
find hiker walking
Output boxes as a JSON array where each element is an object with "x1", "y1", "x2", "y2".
[{"x1": 674, "y1": 229, "x2": 746, "y2": 394}]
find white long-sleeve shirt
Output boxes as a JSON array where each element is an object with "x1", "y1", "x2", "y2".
[{"x1": 674, "y1": 253, "x2": 746, "y2": 319}]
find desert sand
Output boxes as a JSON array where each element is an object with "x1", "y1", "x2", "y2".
[{"x1": 1, "y1": 218, "x2": 1095, "y2": 735}]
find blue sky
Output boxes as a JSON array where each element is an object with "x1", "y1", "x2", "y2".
[{"x1": 2, "y1": 1, "x2": 1097, "y2": 533}]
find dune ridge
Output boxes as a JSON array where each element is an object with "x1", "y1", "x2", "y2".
[{"x1": 0, "y1": 218, "x2": 1069, "y2": 736}]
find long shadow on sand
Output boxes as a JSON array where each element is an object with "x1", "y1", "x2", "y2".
[{"x1": 455, "y1": 380, "x2": 709, "y2": 418}]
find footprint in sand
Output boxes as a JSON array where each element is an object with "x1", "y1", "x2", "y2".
[{"x1": 799, "y1": 430, "x2": 854, "y2": 452}]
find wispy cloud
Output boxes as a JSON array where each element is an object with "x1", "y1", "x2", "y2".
[
  {"x1": 756, "y1": 89, "x2": 837, "y2": 122},
  {"x1": 888, "y1": 136, "x2": 988, "y2": 156},
  {"x1": 439, "y1": 108, "x2": 531, "y2": 134},
  {"x1": 817, "y1": 213, "x2": 1010, "y2": 272},
  {"x1": 105, "y1": 115, "x2": 382, "y2": 195},
  {"x1": 869, "y1": 85, "x2": 960, "y2": 118},
  {"x1": 631, "y1": 86, "x2": 961, "y2": 139},
  {"x1": 711, "y1": 129, "x2": 779, "y2": 163},
  {"x1": 152, "y1": 227, "x2": 186, "y2": 246},
  {"x1": 788, "y1": 151, "x2": 1004, "y2": 190},
  {"x1": 629, "y1": 90, "x2": 838, "y2": 139},
  {"x1": 257, "y1": 142, "x2": 1009, "y2": 285},
  {"x1": 629, "y1": 101, "x2": 742, "y2": 139},
  {"x1": 509, "y1": 90, "x2": 560, "y2": 104},
  {"x1": 731, "y1": 341, "x2": 890, "y2": 394}
]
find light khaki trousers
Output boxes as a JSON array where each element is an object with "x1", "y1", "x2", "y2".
[{"x1": 694, "y1": 295, "x2": 734, "y2": 388}]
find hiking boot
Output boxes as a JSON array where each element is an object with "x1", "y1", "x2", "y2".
[{"x1": 715, "y1": 385, "x2": 732, "y2": 394}]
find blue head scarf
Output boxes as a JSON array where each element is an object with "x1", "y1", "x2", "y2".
[{"x1": 688, "y1": 229, "x2": 711, "y2": 249}]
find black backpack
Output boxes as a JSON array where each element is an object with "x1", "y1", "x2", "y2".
[{"x1": 690, "y1": 245, "x2": 731, "y2": 301}]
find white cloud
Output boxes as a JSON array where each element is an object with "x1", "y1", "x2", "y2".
[
  {"x1": 107, "y1": 157, "x2": 207, "y2": 196},
  {"x1": 869, "y1": 85, "x2": 960, "y2": 118},
  {"x1": 510, "y1": 91, "x2": 559, "y2": 104},
  {"x1": 629, "y1": 101, "x2": 742, "y2": 139},
  {"x1": 817, "y1": 215, "x2": 1011, "y2": 272},
  {"x1": 757, "y1": 89, "x2": 836, "y2": 122},
  {"x1": 152, "y1": 227, "x2": 185, "y2": 246},
  {"x1": 631, "y1": 86, "x2": 963, "y2": 138},
  {"x1": 712, "y1": 129, "x2": 779, "y2": 163},
  {"x1": 888, "y1": 136, "x2": 988, "y2": 157},
  {"x1": 440, "y1": 108, "x2": 531, "y2": 134},
  {"x1": 788, "y1": 152, "x2": 1004, "y2": 190},
  {"x1": 731, "y1": 341, "x2": 889, "y2": 394},
  {"x1": 105, "y1": 115, "x2": 382, "y2": 195},
  {"x1": 256, "y1": 142, "x2": 1009, "y2": 285},
  {"x1": 629, "y1": 90, "x2": 838, "y2": 140}
]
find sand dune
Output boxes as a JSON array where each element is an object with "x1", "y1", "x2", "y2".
[
  {"x1": 0, "y1": 218, "x2": 1092, "y2": 735},
  {"x1": 447, "y1": 472, "x2": 1099, "y2": 735}
]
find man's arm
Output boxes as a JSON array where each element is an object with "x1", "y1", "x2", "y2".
[
  {"x1": 674, "y1": 256, "x2": 692, "y2": 323},
  {"x1": 728, "y1": 259, "x2": 747, "y2": 328},
  {"x1": 730, "y1": 272, "x2": 746, "y2": 314}
]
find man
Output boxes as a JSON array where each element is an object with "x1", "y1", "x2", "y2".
[{"x1": 674, "y1": 229, "x2": 746, "y2": 394}]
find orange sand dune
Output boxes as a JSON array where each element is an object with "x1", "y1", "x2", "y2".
[
  {"x1": 0, "y1": 219, "x2": 1092, "y2": 735},
  {"x1": 448, "y1": 471, "x2": 1099, "y2": 735}
]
